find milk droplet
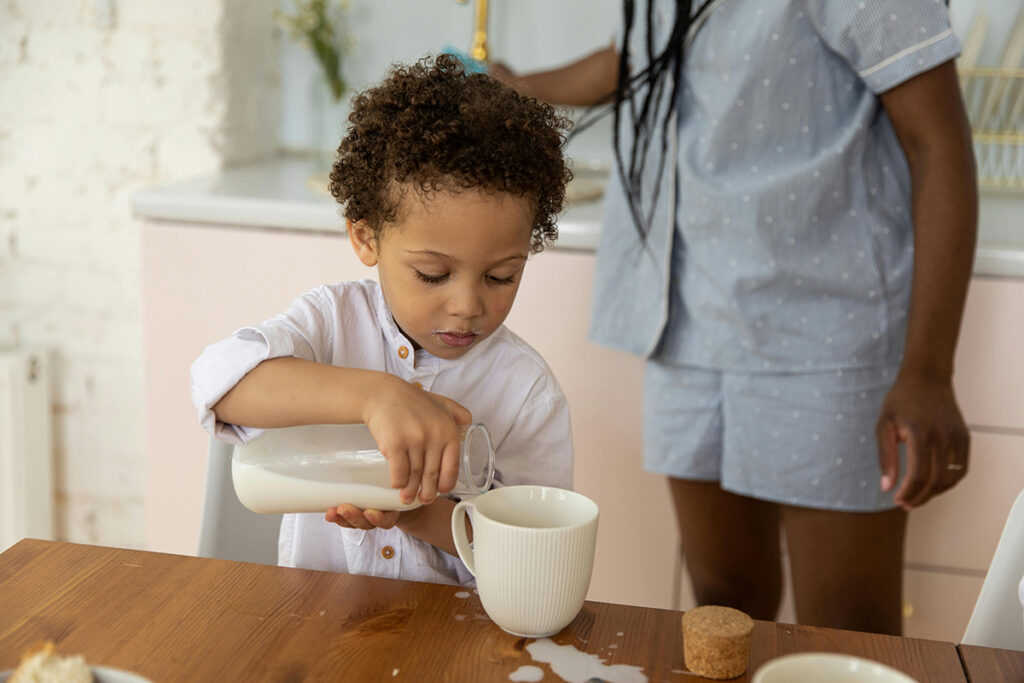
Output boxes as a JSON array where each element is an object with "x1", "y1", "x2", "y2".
[{"x1": 455, "y1": 591, "x2": 470, "y2": 599}]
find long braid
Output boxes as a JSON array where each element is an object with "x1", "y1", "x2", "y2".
[{"x1": 572, "y1": 0, "x2": 714, "y2": 242}]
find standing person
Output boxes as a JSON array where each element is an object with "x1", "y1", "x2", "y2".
[
  {"x1": 190, "y1": 55, "x2": 574, "y2": 585},
  {"x1": 495, "y1": 0, "x2": 977, "y2": 634}
]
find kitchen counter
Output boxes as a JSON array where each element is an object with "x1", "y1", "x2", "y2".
[
  {"x1": 132, "y1": 155, "x2": 605, "y2": 251},
  {"x1": 133, "y1": 155, "x2": 1024, "y2": 277}
]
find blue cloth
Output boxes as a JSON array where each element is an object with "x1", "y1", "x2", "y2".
[
  {"x1": 589, "y1": 0, "x2": 961, "y2": 373},
  {"x1": 644, "y1": 359, "x2": 905, "y2": 510},
  {"x1": 441, "y1": 45, "x2": 487, "y2": 74}
]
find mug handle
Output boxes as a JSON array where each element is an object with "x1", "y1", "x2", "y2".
[{"x1": 451, "y1": 499, "x2": 477, "y2": 576}]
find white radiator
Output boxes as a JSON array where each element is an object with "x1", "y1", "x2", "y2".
[{"x1": 0, "y1": 348, "x2": 54, "y2": 551}]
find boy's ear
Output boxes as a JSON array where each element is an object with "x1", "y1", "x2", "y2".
[{"x1": 347, "y1": 219, "x2": 379, "y2": 267}]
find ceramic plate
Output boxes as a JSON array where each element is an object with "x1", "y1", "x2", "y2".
[
  {"x1": 0, "y1": 666, "x2": 152, "y2": 683},
  {"x1": 752, "y1": 652, "x2": 918, "y2": 683}
]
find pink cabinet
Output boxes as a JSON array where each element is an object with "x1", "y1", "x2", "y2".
[{"x1": 143, "y1": 218, "x2": 1024, "y2": 636}]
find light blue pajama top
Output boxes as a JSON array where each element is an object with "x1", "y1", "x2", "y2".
[{"x1": 588, "y1": 0, "x2": 962, "y2": 372}]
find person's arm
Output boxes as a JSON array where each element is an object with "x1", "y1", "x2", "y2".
[
  {"x1": 875, "y1": 60, "x2": 977, "y2": 510},
  {"x1": 324, "y1": 497, "x2": 467, "y2": 556},
  {"x1": 214, "y1": 356, "x2": 471, "y2": 503},
  {"x1": 490, "y1": 45, "x2": 620, "y2": 107}
]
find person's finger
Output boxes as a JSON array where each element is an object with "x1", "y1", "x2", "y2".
[
  {"x1": 935, "y1": 430, "x2": 970, "y2": 494},
  {"x1": 339, "y1": 504, "x2": 373, "y2": 530},
  {"x1": 382, "y1": 442, "x2": 410, "y2": 491},
  {"x1": 365, "y1": 509, "x2": 399, "y2": 529},
  {"x1": 876, "y1": 419, "x2": 900, "y2": 492},
  {"x1": 893, "y1": 427, "x2": 929, "y2": 510},
  {"x1": 400, "y1": 448, "x2": 424, "y2": 505},
  {"x1": 325, "y1": 507, "x2": 350, "y2": 527},
  {"x1": 905, "y1": 435, "x2": 947, "y2": 508},
  {"x1": 418, "y1": 445, "x2": 443, "y2": 504},
  {"x1": 437, "y1": 438, "x2": 461, "y2": 495}
]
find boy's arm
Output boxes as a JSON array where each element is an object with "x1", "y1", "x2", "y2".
[
  {"x1": 490, "y1": 45, "x2": 619, "y2": 107},
  {"x1": 876, "y1": 60, "x2": 977, "y2": 510},
  {"x1": 215, "y1": 356, "x2": 472, "y2": 503},
  {"x1": 215, "y1": 356, "x2": 395, "y2": 427},
  {"x1": 325, "y1": 499, "x2": 467, "y2": 556}
]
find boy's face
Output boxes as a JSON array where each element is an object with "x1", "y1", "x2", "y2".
[{"x1": 348, "y1": 188, "x2": 534, "y2": 360}]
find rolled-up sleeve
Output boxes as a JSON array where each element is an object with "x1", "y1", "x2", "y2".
[{"x1": 189, "y1": 287, "x2": 336, "y2": 445}]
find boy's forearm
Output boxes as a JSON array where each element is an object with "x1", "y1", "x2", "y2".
[
  {"x1": 213, "y1": 356, "x2": 393, "y2": 428},
  {"x1": 880, "y1": 62, "x2": 978, "y2": 381}
]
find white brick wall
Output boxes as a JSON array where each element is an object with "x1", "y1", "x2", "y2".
[{"x1": 0, "y1": 0, "x2": 280, "y2": 549}]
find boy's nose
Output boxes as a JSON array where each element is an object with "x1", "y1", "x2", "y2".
[{"x1": 448, "y1": 284, "x2": 485, "y2": 318}]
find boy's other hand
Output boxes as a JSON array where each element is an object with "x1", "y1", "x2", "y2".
[
  {"x1": 326, "y1": 504, "x2": 400, "y2": 530},
  {"x1": 362, "y1": 375, "x2": 472, "y2": 505}
]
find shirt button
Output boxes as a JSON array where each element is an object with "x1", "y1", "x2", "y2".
[
  {"x1": 397, "y1": 346, "x2": 409, "y2": 359},
  {"x1": 381, "y1": 546, "x2": 395, "y2": 560}
]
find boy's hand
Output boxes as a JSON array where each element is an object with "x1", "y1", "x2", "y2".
[
  {"x1": 326, "y1": 504, "x2": 400, "y2": 530},
  {"x1": 362, "y1": 376, "x2": 472, "y2": 504}
]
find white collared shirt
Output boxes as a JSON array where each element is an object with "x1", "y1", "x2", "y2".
[{"x1": 190, "y1": 280, "x2": 573, "y2": 586}]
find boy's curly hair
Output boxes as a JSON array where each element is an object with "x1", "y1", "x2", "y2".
[{"x1": 329, "y1": 54, "x2": 573, "y2": 253}]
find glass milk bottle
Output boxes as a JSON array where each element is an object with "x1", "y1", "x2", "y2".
[{"x1": 230, "y1": 422, "x2": 495, "y2": 513}]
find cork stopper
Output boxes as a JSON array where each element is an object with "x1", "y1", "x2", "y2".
[{"x1": 682, "y1": 605, "x2": 754, "y2": 680}]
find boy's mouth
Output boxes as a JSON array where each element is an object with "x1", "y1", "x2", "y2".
[{"x1": 434, "y1": 329, "x2": 481, "y2": 348}]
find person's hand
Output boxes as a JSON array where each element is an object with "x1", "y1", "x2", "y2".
[
  {"x1": 362, "y1": 376, "x2": 472, "y2": 504},
  {"x1": 876, "y1": 371, "x2": 969, "y2": 511},
  {"x1": 325, "y1": 504, "x2": 400, "y2": 530}
]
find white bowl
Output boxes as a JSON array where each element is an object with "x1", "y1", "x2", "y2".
[
  {"x1": 752, "y1": 653, "x2": 918, "y2": 683},
  {"x1": 0, "y1": 667, "x2": 151, "y2": 683}
]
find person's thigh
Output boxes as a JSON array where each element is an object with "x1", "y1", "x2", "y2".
[
  {"x1": 781, "y1": 504, "x2": 907, "y2": 635},
  {"x1": 669, "y1": 478, "x2": 783, "y2": 621}
]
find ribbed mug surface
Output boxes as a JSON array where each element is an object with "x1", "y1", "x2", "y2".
[{"x1": 452, "y1": 486, "x2": 599, "y2": 638}]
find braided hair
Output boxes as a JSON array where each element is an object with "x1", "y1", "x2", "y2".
[{"x1": 574, "y1": 0, "x2": 714, "y2": 242}]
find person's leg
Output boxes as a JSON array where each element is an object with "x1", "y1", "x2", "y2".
[
  {"x1": 781, "y1": 504, "x2": 907, "y2": 634},
  {"x1": 670, "y1": 478, "x2": 783, "y2": 621}
]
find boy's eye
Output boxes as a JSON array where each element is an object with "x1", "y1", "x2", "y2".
[
  {"x1": 414, "y1": 270, "x2": 449, "y2": 284},
  {"x1": 487, "y1": 274, "x2": 517, "y2": 286}
]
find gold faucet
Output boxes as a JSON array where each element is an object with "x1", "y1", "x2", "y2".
[{"x1": 457, "y1": 0, "x2": 489, "y2": 63}]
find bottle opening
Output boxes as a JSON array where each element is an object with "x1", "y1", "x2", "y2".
[{"x1": 461, "y1": 422, "x2": 495, "y2": 494}]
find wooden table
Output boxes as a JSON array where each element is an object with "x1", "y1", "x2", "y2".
[
  {"x1": 958, "y1": 644, "x2": 1024, "y2": 682},
  {"x1": 0, "y1": 540, "x2": 970, "y2": 682}
]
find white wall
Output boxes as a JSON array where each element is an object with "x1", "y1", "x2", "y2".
[
  {"x1": 0, "y1": 0, "x2": 280, "y2": 549},
  {"x1": 278, "y1": 0, "x2": 619, "y2": 165}
]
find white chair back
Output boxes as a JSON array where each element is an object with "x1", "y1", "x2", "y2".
[
  {"x1": 962, "y1": 488, "x2": 1024, "y2": 651},
  {"x1": 198, "y1": 437, "x2": 282, "y2": 565}
]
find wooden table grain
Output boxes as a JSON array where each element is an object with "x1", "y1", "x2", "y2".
[
  {"x1": 0, "y1": 540, "x2": 969, "y2": 682},
  {"x1": 958, "y1": 644, "x2": 1024, "y2": 682}
]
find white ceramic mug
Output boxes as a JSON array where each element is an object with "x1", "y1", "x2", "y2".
[{"x1": 451, "y1": 485, "x2": 599, "y2": 638}]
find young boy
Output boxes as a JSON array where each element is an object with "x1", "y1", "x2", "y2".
[{"x1": 190, "y1": 55, "x2": 574, "y2": 586}]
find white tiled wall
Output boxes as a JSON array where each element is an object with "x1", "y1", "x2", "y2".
[{"x1": 0, "y1": 0, "x2": 280, "y2": 549}]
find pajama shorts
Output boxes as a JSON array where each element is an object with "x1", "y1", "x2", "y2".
[{"x1": 643, "y1": 359, "x2": 905, "y2": 512}]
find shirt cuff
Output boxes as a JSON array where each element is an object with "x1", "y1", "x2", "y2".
[
  {"x1": 190, "y1": 326, "x2": 299, "y2": 445},
  {"x1": 859, "y1": 28, "x2": 960, "y2": 94}
]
